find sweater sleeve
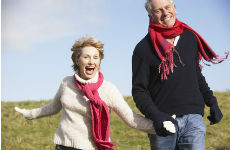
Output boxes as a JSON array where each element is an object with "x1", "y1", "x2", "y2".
[
  {"x1": 28, "y1": 80, "x2": 63, "y2": 119},
  {"x1": 107, "y1": 82, "x2": 155, "y2": 134},
  {"x1": 132, "y1": 53, "x2": 160, "y2": 120},
  {"x1": 196, "y1": 54, "x2": 217, "y2": 107}
]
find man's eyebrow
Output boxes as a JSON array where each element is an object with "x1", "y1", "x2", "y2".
[
  {"x1": 165, "y1": 4, "x2": 172, "y2": 7},
  {"x1": 153, "y1": 4, "x2": 172, "y2": 10},
  {"x1": 153, "y1": 7, "x2": 161, "y2": 11}
]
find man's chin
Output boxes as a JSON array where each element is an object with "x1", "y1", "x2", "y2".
[{"x1": 161, "y1": 19, "x2": 176, "y2": 27}]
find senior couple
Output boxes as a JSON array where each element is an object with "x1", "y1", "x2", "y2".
[{"x1": 16, "y1": 0, "x2": 226, "y2": 150}]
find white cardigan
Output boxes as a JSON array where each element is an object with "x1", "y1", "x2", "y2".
[{"x1": 27, "y1": 73, "x2": 154, "y2": 150}]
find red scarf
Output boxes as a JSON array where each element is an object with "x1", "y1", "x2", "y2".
[
  {"x1": 74, "y1": 72, "x2": 115, "y2": 150},
  {"x1": 149, "y1": 19, "x2": 229, "y2": 80}
]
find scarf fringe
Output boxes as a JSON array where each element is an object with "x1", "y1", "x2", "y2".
[
  {"x1": 159, "y1": 47, "x2": 185, "y2": 80},
  {"x1": 201, "y1": 51, "x2": 229, "y2": 67},
  {"x1": 210, "y1": 51, "x2": 229, "y2": 64},
  {"x1": 149, "y1": 18, "x2": 228, "y2": 80}
]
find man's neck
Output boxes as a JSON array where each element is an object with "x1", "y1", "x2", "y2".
[{"x1": 166, "y1": 38, "x2": 175, "y2": 44}]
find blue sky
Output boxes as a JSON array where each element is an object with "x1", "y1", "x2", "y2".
[{"x1": 1, "y1": 0, "x2": 230, "y2": 101}]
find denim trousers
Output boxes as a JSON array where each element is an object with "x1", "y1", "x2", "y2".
[
  {"x1": 148, "y1": 114, "x2": 206, "y2": 150},
  {"x1": 55, "y1": 145, "x2": 83, "y2": 150}
]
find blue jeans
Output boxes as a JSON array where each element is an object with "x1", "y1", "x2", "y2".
[{"x1": 148, "y1": 114, "x2": 206, "y2": 150}]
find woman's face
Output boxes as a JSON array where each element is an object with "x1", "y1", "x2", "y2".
[{"x1": 76, "y1": 46, "x2": 101, "y2": 80}]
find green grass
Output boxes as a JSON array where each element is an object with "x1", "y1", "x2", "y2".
[{"x1": 1, "y1": 92, "x2": 230, "y2": 150}]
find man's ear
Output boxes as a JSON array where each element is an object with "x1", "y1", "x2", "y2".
[
  {"x1": 173, "y1": 4, "x2": 177, "y2": 14},
  {"x1": 148, "y1": 14, "x2": 154, "y2": 22}
]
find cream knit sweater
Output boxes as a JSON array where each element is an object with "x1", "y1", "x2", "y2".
[{"x1": 26, "y1": 73, "x2": 154, "y2": 149}]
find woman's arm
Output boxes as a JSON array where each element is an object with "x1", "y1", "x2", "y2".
[
  {"x1": 106, "y1": 82, "x2": 155, "y2": 134},
  {"x1": 15, "y1": 80, "x2": 63, "y2": 119}
]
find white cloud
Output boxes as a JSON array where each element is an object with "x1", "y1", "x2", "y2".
[{"x1": 2, "y1": 0, "x2": 107, "y2": 52}]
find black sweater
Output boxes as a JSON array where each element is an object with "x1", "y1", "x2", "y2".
[{"x1": 132, "y1": 29, "x2": 217, "y2": 120}]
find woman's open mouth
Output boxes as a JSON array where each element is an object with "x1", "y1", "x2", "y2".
[{"x1": 85, "y1": 66, "x2": 95, "y2": 75}]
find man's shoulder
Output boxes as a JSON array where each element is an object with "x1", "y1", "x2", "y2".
[
  {"x1": 181, "y1": 29, "x2": 197, "y2": 40},
  {"x1": 133, "y1": 33, "x2": 153, "y2": 55},
  {"x1": 136, "y1": 33, "x2": 151, "y2": 47}
]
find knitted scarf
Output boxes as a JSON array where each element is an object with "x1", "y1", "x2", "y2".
[
  {"x1": 73, "y1": 72, "x2": 115, "y2": 150},
  {"x1": 149, "y1": 18, "x2": 229, "y2": 80}
]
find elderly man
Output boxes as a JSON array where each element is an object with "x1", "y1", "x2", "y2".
[{"x1": 132, "y1": 0, "x2": 225, "y2": 149}]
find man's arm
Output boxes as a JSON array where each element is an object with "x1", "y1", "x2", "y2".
[
  {"x1": 196, "y1": 53, "x2": 223, "y2": 124},
  {"x1": 132, "y1": 52, "x2": 177, "y2": 136},
  {"x1": 132, "y1": 53, "x2": 158, "y2": 119}
]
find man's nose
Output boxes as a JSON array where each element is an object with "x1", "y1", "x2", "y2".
[{"x1": 162, "y1": 8, "x2": 169, "y2": 16}]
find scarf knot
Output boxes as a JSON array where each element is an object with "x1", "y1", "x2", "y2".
[{"x1": 149, "y1": 18, "x2": 228, "y2": 80}]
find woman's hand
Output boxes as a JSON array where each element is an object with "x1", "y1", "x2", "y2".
[
  {"x1": 15, "y1": 107, "x2": 33, "y2": 120},
  {"x1": 163, "y1": 115, "x2": 176, "y2": 133}
]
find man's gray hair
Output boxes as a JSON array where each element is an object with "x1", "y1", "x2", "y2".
[{"x1": 145, "y1": 0, "x2": 174, "y2": 20}]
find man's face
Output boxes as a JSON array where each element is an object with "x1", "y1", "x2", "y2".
[{"x1": 150, "y1": 0, "x2": 176, "y2": 27}]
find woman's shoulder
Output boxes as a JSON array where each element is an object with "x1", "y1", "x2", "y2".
[
  {"x1": 61, "y1": 76, "x2": 73, "y2": 83},
  {"x1": 100, "y1": 80, "x2": 123, "y2": 106},
  {"x1": 100, "y1": 80, "x2": 122, "y2": 97},
  {"x1": 59, "y1": 76, "x2": 75, "y2": 88},
  {"x1": 101, "y1": 80, "x2": 117, "y2": 90}
]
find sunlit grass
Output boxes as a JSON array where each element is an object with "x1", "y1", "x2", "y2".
[{"x1": 1, "y1": 92, "x2": 230, "y2": 150}]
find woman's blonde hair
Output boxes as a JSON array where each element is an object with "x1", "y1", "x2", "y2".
[{"x1": 71, "y1": 37, "x2": 104, "y2": 71}]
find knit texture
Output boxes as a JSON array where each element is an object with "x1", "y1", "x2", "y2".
[
  {"x1": 132, "y1": 30, "x2": 217, "y2": 119},
  {"x1": 27, "y1": 72, "x2": 154, "y2": 150},
  {"x1": 149, "y1": 19, "x2": 229, "y2": 80}
]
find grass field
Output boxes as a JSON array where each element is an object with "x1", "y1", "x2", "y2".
[{"x1": 1, "y1": 92, "x2": 230, "y2": 150}]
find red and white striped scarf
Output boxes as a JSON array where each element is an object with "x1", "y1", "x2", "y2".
[{"x1": 149, "y1": 18, "x2": 229, "y2": 80}]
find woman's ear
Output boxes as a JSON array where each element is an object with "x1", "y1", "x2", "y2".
[{"x1": 75, "y1": 57, "x2": 80, "y2": 66}]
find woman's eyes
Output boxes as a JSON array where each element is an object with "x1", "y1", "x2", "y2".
[{"x1": 82, "y1": 56, "x2": 99, "y2": 59}]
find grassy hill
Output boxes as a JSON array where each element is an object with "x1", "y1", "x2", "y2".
[{"x1": 1, "y1": 92, "x2": 230, "y2": 150}]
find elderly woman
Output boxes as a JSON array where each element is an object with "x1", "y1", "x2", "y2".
[{"x1": 15, "y1": 37, "x2": 175, "y2": 150}]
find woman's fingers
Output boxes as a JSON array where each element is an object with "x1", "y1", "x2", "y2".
[
  {"x1": 15, "y1": 107, "x2": 25, "y2": 114},
  {"x1": 172, "y1": 114, "x2": 176, "y2": 119},
  {"x1": 14, "y1": 107, "x2": 33, "y2": 119},
  {"x1": 163, "y1": 121, "x2": 176, "y2": 133},
  {"x1": 163, "y1": 114, "x2": 177, "y2": 133}
]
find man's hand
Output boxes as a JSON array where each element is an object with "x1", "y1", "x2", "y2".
[
  {"x1": 153, "y1": 112, "x2": 178, "y2": 137},
  {"x1": 15, "y1": 107, "x2": 33, "y2": 120},
  {"x1": 207, "y1": 104, "x2": 223, "y2": 125}
]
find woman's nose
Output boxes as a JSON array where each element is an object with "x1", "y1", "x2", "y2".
[{"x1": 88, "y1": 58, "x2": 94, "y2": 64}]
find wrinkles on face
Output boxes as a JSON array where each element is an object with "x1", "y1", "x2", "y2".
[
  {"x1": 77, "y1": 46, "x2": 101, "y2": 80},
  {"x1": 151, "y1": 0, "x2": 176, "y2": 27}
]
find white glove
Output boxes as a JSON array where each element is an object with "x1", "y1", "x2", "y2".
[
  {"x1": 15, "y1": 107, "x2": 33, "y2": 120},
  {"x1": 163, "y1": 114, "x2": 176, "y2": 133}
]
